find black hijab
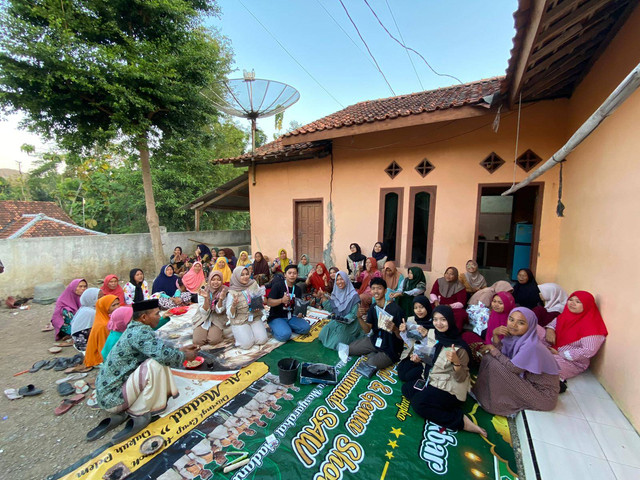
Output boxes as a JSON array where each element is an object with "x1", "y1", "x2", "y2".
[
  {"x1": 348, "y1": 243, "x2": 367, "y2": 263},
  {"x1": 432, "y1": 305, "x2": 470, "y2": 356},
  {"x1": 129, "y1": 268, "x2": 144, "y2": 303},
  {"x1": 371, "y1": 242, "x2": 387, "y2": 262},
  {"x1": 512, "y1": 268, "x2": 542, "y2": 310},
  {"x1": 412, "y1": 295, "x2": 433, "y2": 329}
]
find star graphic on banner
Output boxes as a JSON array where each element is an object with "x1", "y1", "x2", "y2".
[
  {"x1": 390, "y1": 427, "x2": 405, "y2": 438},
  {"x1": 385, "y1": 451, "x2": 394, "y2": 459},
  {"x1": 387, "y1": 439, "x2": 398, "y2": 449}
]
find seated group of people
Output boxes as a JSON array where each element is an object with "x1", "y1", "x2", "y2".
[{"x1": 47, "y1": 241, "x2": 608, "y2": 442}]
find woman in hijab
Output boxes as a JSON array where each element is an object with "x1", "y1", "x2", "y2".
[
  {"x1": 512, "y1": 268, "x2": 542, "y2": 309},
  {"x1": 393, "y1": 267, "x2": 427, "y2": 317},
  {"x1": 212, "y1": 257, "x2": 232, "y2": 284},
  {"x1": 50, "y1": 278, "x2": 87, "y2": 340},
  {"x1": 306, "y1": 262, "x2": 330, "y2": 295},
  {"x1": 152, "y1": 265, "x2": 179, "y2": 296},
  {"x1": 468, "y1": 280, "x2": 514, "y2": 307},
  {"x1": 271, "y1": 248, "x2": 291, "y2": 275},
  {"x1": 222, "y1": 248, "x2": 237, "y2": 270},
  {"x1": 226, "y1": 266, "x2": 268, "y2": 350},
  {"x1": 402, "y1": 306, "x2": 486, "y2": 436},
  {"x1": 170, "y1": 246, "x2": 188, "y2": 275},
  {"x1": 85, "y1": 295, "x2": 120, "y2": 367},
  {"x1": 541, "y1": 291, "x2": 608, "y2": 383},
  {"x1": 356, "y1": 257, "x2": 381, "y2": 316},
  {"x1": 252, "y1": 252, "x2": 271, "y2": 285},
  {"x1": 371, "y1": 242, "x2": 387, "y2": 270},
  {"x1": 123, "y1": 268, "x2": 150, "y2": 304},
  {"x1": 459, "y1": 260, "x2": 487, "y2": 296},
  {"x1": 100, "y1": 274, "x2": 126, "y2": 306},
  {"x1": 297, "y1": 254, "x2": 313, "y2": 280},
  {"x1": 533, "y1": 283, "x2": 568, "y2": 327},
  {"x1": 319, "y1": 271, "x2": 362, "y2": 349},
  {"x1": 397, "y1": 296, "x2": 433, "y2": 382},
  {"x1": 237, "y1": 251, "x2": 251, "y2": 267},
  {"x1": 101, "y1": 306, "x2": 134, "y2": 360},
  {"x1": 347, "y1": 243, "x2": 367, "y2": 282},
  {"x1": 473, "y1": 307, "x2": 559, "y2": 415},
  {"x1": 430, "y1": 267, "x2": 467, "y2": 330},
  {"x1": 194, "y1": 244, "x2": 212, "y2": 264},
  {"x1": 382, "y1": 261, "x2": 404, "y2": 301},
  {"x1": 180, "y1": 261, "x2": 206, "y2": 293},
  {"x1": 193, "y1": 271, "x2": 228, "y2": 347},
  {"x1": 70, "y1": 287, "x2": 100, "y2": 351}
]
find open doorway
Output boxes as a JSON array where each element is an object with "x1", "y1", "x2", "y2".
[{"x1": 474, "y1": 183, "x2": 543, "y2": 284}]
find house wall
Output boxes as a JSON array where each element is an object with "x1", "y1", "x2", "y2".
[
  {"x1": 556, "y1": 5, "x2": 640, "y2": 427},
  {"x1": 0, "y1": 229, "x2": 250, "y2": 297},
  {"x1": 249, "y1": 100, "x2": 568, "y2": 288}
]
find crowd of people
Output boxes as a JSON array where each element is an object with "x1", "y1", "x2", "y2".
[{"x1": 46, "y1": 241, "x2": 608, "y2": 441}]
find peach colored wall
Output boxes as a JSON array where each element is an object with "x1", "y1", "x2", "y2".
[
  {"x1": 249, "y1": 100, "x2": 569, "y2": 290},
  {"x1": 555, "y1": 6, "x2": 640, "y2": 428}
]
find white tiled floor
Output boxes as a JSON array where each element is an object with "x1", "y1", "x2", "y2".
[{"x1": 517, "y1": 370, "x2": 640, "y2": 479}]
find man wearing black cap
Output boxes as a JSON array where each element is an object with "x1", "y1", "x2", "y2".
[{"x1": 93, "y1": 299, "x2": 199, "y2": 442}]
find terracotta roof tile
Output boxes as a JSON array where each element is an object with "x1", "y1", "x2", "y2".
[
  {"x1": 0, "y1": 201, "x2": 102, "y2": 238},
  {"x1": 0, "y1": 201, "x2": 74, "y2": 226},
  {"x1": 213, "y1": 137, "x2": 331, "y2": 164}
]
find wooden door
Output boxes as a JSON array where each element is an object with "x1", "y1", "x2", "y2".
[{"x1": 295, "y1": 201, "x2": 323, "y2": 264}]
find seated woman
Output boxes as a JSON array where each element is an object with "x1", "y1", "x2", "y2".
[
  {"x1": 430, "y1": 267, "x2": 468, "y2": 330},
  {"x1": 297, "y1": 254, "x2": 313, "y2": 281},
  {"x1": 512, "y1": 268, "x2": 542, "y2": 309},
  {"x1": 468, "y1": 280, "x2": 513, "y2": 307},
  {"x1": 382, "y1": 261, "x2": 404, "y2": 302},
  {"x1": 124, "y1": 268, "x2": 150, "y2": 304},
  {"x1": 306, "y1": 262, "x2": 330, "y2": 303},
  {"x1": 170, "y1": 246, "x2": 188, "y2": 276},
  {"x1": 397, "y1": 296, "x2": 433, "y2": 383},
  {"x1": 402, "y1": 305, "x2": 486, "y2": 437},
  {"x1": 251, "y1": 251, "x2": 271, "y2": 286},
  {"x1": 462, "y1": 291, "x2": 516, "y2": 363},
  {"x1": 212, "y1": 257, "x2": 232, "y2": 285},
  {"x1": 96, "y1": 299, "x2": 199, "y2": 438},
  {"x1": 152, "y1": 265, "x2": 179, "y2": 297},
  {"x1": 226, "y1": 266, "x2": 268, "y2": 350},
  {"x1": 157, "y1": 278, "x2": 195, "y2": 310},
  {"x1": 541, "y1": 291, "x2": 608, "y2": 383},
  {"x1": 356, "y1": 257, "x2": 381, "y2": 317},
  {"x1": 347, "y1": 243, "x2": 367, "y2": 283},
  {"x1": 182, "y1": 261, "x2": 206, "y2": 294},
  {"x1": 328, "y1": 267, "x2": 339, "y2": 293},
  {"x1": 318, "y1": 271, "x2": 362, "y2": 349},
  {"x1": 473, "y1": 307, "x2": 559, "y2": 415},
  {"x1": 193, "y1": 271, "x2": 227, "y2": 347},
  {"x1": 85, "y1": 294, "x2": 121, "y2": 367},
  {"x1": 101, "y1": 274, "x2": 126, "y2": 306},
  {"x1": 533, "y1": 283, "x2": 568, "y2": 327},
  {"x1": 459, "y1": 260, "x2": 487, "y2": 297},
  {"x1": 371, "y1": 242, "x2": 387, "y2": 270},
  {"x1": 271, "y1": 248, "x2": 291, "y2": 275},
  {"x1": 101, "y1": 305, "x2": 134, "y2": 360},
  {"x1": 237, "y1": 251, "x2": 251, "y2": 267},
  {"x1": 193, "y1": 244, "x2": 212, "y2": 264},
  {"x1": 70, "y1": 287, "x2": 100, "y2": 351},
  {"x1": 222, "y1": 248, "x2": 237, "y2": 270},
  {"x1": 50, "y1": 278, "x2": 87, "y2": 340},
  {"x1": 392, "y1": 267, "x2": 427, "y2": 317}
]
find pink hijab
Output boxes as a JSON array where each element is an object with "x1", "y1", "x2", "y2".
[
  {"x1": 51, "y1": 278, "x2": 85, "y2": 339},
  {"x1": 107, "y1": 306, "x2": 133, "y2": 333},
  {"x1": 484, "y1": 291, "x2": 516, "y2": 344},
  {"x1": 182, "y1": 261, "x2": 205, "y2": 293}
]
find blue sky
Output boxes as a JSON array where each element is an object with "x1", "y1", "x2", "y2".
[{"x1": 0, "y1": 0, "x2": 518, "y2": 170}]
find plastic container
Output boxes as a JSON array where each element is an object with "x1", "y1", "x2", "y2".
[{"x1": 277, "y1": 358, "x2": 299, "y2": 385}]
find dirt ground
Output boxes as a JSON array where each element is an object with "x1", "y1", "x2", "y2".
[{"x1": 0, "y1": 302, "x2": 107, "y2": 480}]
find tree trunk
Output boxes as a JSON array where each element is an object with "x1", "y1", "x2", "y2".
[{"x1": 138, "y1": 135, "x2": 165, "y2": 273}]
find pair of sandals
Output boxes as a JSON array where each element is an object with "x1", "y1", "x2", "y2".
[
  {"x1": 86, "y1": 412, "x2": 152, "y2": 443},
  {"x1": 30, "y1": 354, "x2": 84, "y2": 373}
]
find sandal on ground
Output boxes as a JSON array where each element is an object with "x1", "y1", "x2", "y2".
[
  {"x1": 57, "y1": 382, "x2": 74, "y2": 396},
  {"x1": 86, "y1": 391, "x2": 99, "y2": 409},
  {"x1": 18, "y1": 384, "x2": 43, "y2": 397},
  {"x1": 112, "y1": 413, "x2": 152, "y2": 443},
  {"x1": 74, "y1": 380, "x2": 89, "y2": 394},
  {"x1": 42, "y1": 359, "x2": 58, "y2": 371},
  {"x1": 64, "y1": 364, "x2": 92, "y2": 374},
  {"x1": 55, "y1": 393, "x2": 85, "y2": 415},
  {"x1": 56, "y1": 373, "x2": 88, "y2": 385},
  {"x1": 41, "y1": 324, "x2": 54, "y2": 332},
  {"x1": 54, "y1": 340, "x2": 74, "y2": 347},
  {"x1": 54, "y1": 357, "x2": 72, "y2": 371},
  {"x1": 48, "y1": 346, "x2": 62, "y2": 354},
  {"x1": 29, "y1": 360, "x2": 47, "y2": 373},
  {"x1": 86, "y1": 412, "x2": 129, "y2": 442},
  {"x1": 4, "y1": 388, "x2": 23, "y2": 400}
]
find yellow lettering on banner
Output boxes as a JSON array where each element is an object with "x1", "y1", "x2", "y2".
[
  {"x1": 325, "y1": 361, "x2": 362, "y2": 413},
  {"x1": 60, "y1": 362, "x2": 269, "y2": 480},
  {"x1": 395, "y1": 396, "x2": 412, "y2": 421},
  {"x1": 345, "y1": 392, "x2": 386, "y2": 437},
  {"x1": 368, "y1": 380, "x2": 392, "y2": 395},
  {"x1": 292, "y1": 406, "x2": 339, "y2": 467},
  {"x1": 293, "y1": 318, "x2": 330, "y2": 342},
  {"x1": 375, "y1": 367, "x2": 397, "y2": 384},
  {"x1": 313, "y1": 435, "x2": 364, "y2": 480}
]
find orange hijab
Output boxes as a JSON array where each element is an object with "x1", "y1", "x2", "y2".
[{"x1": 84, "y1": 295, "x2": 117, "y2": 367}]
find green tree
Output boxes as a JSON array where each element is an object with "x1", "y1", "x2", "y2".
[{"x1": 0, "y1": 0, "x2": 231, "y2": 270}]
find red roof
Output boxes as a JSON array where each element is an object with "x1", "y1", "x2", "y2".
[
  {"x1": 213, "y1": 137, "x2": 332, "y2": 164},
  {"x1": 0, "y1": 201, "x2": 103, "y2": 239},
  {"x1": 284, "y1": 77, "x2": 503, "y2": 138}
]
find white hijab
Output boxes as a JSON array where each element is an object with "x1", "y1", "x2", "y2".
[{"x1": 539, "y1": 283, "x2": 568, "y2": 313}]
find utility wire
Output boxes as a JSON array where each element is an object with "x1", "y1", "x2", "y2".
[
  {"x1": 384, "y1": 0, "x2": 423, "y2": 90},
  {"x1": 363, "y1": 0, "x2": 463, "y2": 84},
  {"x1": 237, "y1": 0, "x2": 344, "y2": 108},
  {"x1": 314, "y1": 0, "x2": 378, "y2": 72},
  {"x1": 337, "y1": 0, "x2": 396, "y2": 96}
]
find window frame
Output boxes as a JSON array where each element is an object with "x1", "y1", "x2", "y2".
[
  {"x1": 405, "y1": 185, "x2": 437, "y2": 271},
  {"x1": 378, "y1": 187, "x2": 404, "y2": 265}
]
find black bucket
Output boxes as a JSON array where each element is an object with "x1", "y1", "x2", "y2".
[{"x1": 277, "y1": 358, "x2": 300, "y2": 385}]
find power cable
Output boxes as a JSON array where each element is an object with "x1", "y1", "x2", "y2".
[
  {"x1": 237, "y1": 0, "x2": 345, "y2": 108},
  {"x1": 337, "y1": 0, "x2": 396, "y2": 96},
  {"x1": 362, "y1": 0, "x2": 463, "y2": 84},
  {"x1": 383, "y1": 0, "x2": 423, "y2": 90}
]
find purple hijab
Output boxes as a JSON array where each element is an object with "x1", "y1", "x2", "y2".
[
  {"x1": 51, "y1": 278, "x2": 85, "y2": 339},
  {"x1": 501, "y1": 307, "x2": 559, "y2": 375}
]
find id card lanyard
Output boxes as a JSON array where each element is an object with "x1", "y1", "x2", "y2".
[{"x1": 374, "y1": 300, "x2": 390, "y2": 348}]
